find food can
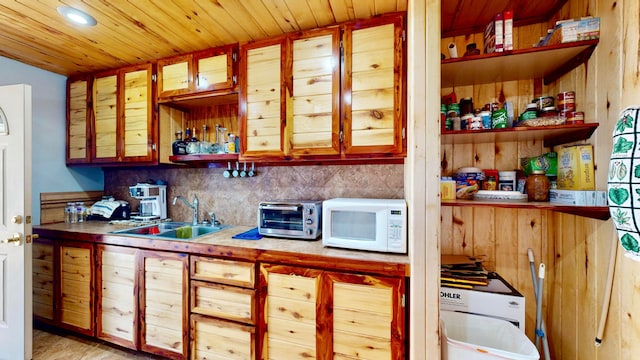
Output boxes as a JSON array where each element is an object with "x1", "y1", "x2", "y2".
[
  {"x1": 540, "y1": 106, "x2": 558, "y2": 118},
  {"x1": 533, "y1": 96, "x2": 554, "y2": 111},
  {"x1": 566, "y1": 111, "x2": 585, "y2": 124},
  {"x1": 479, "y1": 110, "x2": 492, "y2": 129},
  {"x1": 557, "y1": 91, "x2": 576, "y2": 111},
  {"x1": 461, "y1": 114, "x2": 473, "y2": 130}
]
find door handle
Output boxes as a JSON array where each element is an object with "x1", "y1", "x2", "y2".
[{"x1": 1, "y1": 233, "x2": 22, "y2": 246}]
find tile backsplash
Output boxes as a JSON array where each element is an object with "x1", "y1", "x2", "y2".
[{"x1": 104, "y1": 164, "x2": 404, "y2": 226}]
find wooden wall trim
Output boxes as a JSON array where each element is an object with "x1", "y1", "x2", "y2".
[{"x1": 40, "y1": 191, "x2": 104, "y2": 224}]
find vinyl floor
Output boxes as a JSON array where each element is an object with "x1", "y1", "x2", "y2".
[{"x1": 32, "y1": 326, "x2": 167, "y2": 360}]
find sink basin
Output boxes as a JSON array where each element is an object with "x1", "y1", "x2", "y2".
[{"x1": 110, "y1": 222, "x2": 231, "y2": 240}]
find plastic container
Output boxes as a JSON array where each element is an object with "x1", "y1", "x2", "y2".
[
  {"x1": 498, "y1": 170, "x2": 517, "y2": 191},
  {"x1": 440, "y1": 311, "x2": 539, "y2": 360}
]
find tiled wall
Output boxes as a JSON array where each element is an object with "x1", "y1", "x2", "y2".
[{"x1": 104, "y1": 164, "x2": 404, "y2": 226}]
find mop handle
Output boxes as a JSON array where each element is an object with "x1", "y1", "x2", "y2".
[
  {"x1": 528, "y1": 248, "x2": 538, "y2": 298},
  {"x1": 535, "y1": 263, "x2": 545, "y2": 347},
  {"x1": 595, "y1": 234, "x2": 618, "y2": 346}
]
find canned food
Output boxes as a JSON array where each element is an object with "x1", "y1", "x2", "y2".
[
  {"x1": 479, "y1": 110, "x2": 492, "y2": 129},
  {"x1": 461, "y1": 114, "x2": 473, "y2": 130},
  {"x1": 519, "y1": 109, "x2": 538, "y2": 121},
  {"x1": 567, "y1": 111, "x2": 585, "y2": 124},
  {"x1": 533, "y1": 96, "x2": 554, "y2": 110},
  {"x1": 492, "y1": 109, "x2": 508, "y2": 128},
  {"x1": 557, "y1": 91, "x2": 576, "y2": 112},
  {"x1": 540, "y1": 106, "x2": 558, "y2": 118}
]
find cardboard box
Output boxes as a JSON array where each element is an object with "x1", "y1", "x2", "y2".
[
  {"x1": 546, "y1": 17, "x2": 600, "y2": 45},
  {"x1": 440, "y1": 272, "x2": 525, "y2": 331},
  {"x1": 503, "y1": 10, "x2": 514, "y2": 51},
  {"x1": 557, "y1": 145, "x2": 595, "y2": 190},
  {"x1": 549, "y1": 189, "x2": 607, "y2": 206},
  {"x1": 483, "y1": 13, "x2": 504, "y2": 54},
  {"x1": 441, "y1": 178, "x2": 456, "y2": 200}
]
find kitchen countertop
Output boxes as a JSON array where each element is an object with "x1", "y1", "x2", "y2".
[{"x1": 34, "y1": 221, "x2": 410, "y2": 277}]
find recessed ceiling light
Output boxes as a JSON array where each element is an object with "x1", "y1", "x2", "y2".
[{"x1": 57, "y1": 6, "x2": 97, "y2": 26}]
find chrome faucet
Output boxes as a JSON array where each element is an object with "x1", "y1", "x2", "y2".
[{"x1": 172, "y1": 195, "x2": 199, "y2": 225}]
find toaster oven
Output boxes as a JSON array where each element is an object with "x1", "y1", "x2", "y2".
[{"x1": 258, "y1": 200, "x2": 322, "y2": 240}]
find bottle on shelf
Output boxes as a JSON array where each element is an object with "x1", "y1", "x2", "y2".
[
  {"x1": 172, "y1": 130, "x2": 187, "y2": 155},
  {"x1": 186, "y1": 127, "x2": 201, "y2": 154},
  {"x1": 200, "y1": 124, "x2": 213, "y2": 154}
]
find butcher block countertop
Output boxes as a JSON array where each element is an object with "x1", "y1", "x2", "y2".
[{"x1": 34, "y1": 221, "x2": 410, "y2": 277}]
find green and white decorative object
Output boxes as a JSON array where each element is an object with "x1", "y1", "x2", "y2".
[{"x1": 608, "y1": 106, "x2": 640, "y2": 262}]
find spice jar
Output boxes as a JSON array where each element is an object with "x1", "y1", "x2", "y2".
[{"x1": 526, "y1": 170, "x2": 550, "y2": 202}]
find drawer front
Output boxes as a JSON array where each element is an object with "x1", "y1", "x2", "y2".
[
  {"x1": 191, "y1": 314, "x2": 255, "y2": 360},
  {"x1": 191, "y1": 256, "x2": 255, "y2": 288},
  {"x1": 191, "y1": 280, "x2": 255, "y2": 324}
]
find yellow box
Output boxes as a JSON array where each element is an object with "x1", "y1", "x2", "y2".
[
  {"x1": 441, "y1": 179, "x2": 457, "y2": 200},
  {"x1": 557, "y1": 145, "x2": 595, "y2": 190}
]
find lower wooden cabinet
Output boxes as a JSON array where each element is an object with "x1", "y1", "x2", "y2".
[
  {"x1": 32, "y1": 238, "x2": 55, "y2": 322},
  {"x1": 58, "y1": 241, "x2": 95, "y2": 335},
  {"x1": 139, "y1": 250, "x2": 189, "y2": 360},
  {"x1": 96, "y1": 245, "x2": 138, "y2": 349},
  {"x1": 189, "y1": 256, "x2": 257, "y2": 360},
  {"x1": 259, "y1": 264, "x2": 406, "y2": 360}
]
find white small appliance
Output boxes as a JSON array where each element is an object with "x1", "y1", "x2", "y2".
[
  {"x1": 322, "y1": 198, "x2": 407, "y2": 253},
  {"x1": 129, "y1": 183, "x2": 167, "y2": 220}
]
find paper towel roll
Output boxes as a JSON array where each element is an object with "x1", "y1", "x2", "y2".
[{"x1": 448, "y1": 42, "x2": 458, "y2": 58}]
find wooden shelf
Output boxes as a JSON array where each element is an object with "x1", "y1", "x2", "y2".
[
  {"x1": 441, "y1": 123, "x2": 598, "y2": 148},
  {"x1": 169, "y1": 153, "x2": 239, "y2": 163},
  {"x1": 442, "y1": 199, "x2": 610, "y2": 220},
  {"x1": 441, "y1": 40, "x2": 598, "y2": 87}
]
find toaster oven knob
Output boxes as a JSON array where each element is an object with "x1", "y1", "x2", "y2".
[
  {"x1": 306, "y1": 228, "x2": 314, "y2": 236},
  {"x1": 306, "y1": 219, "x2": 313, "y2": 225}
]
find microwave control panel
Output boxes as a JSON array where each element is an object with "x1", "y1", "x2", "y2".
[{"x1": 387, "y1": 208, "x2": 406, "y2": 250}]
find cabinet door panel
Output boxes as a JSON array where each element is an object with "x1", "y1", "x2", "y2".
[
  {"x1": 161, "y1": 61, "x2": 190, "y2": 93},
  {"x1": 93, "y1": 74, "x2": 118, "y2": 160},
  {"x1": 123, "y1": 69, "x2": 150, "y2": 158},
  {"x1": 140, "y1": 251, "x2": 188, "y2": 359},
  {"x1": 197, "y1": 54, "x2": 228, "y2": 90},
  {"x1": 97, "y1": 245, "x2": 137, "y2": 349},
  {"x1": 32, "y1": 239, "x2": 54, "y2": 321},
  {"x1": 67, "y1": 79, "x2": 90, "y2": 163},
  {"x1": 343, "y1": 15, "x2": 405, "y2": 156},
  {"x1": 290, "y1": 29, "x2": 340, "y2": 157},
  {"x1": 242, "y1": 42, "x2": 286, "y2": 157},
  {"x1": 191, "y1": 314, "x2": 255, "y2": 360},
  {"x1": 58, "y1": 242, "x2": 94, "y2": 335}
]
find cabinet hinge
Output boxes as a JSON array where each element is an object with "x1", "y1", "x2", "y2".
[
  {"x1": 340, "y1": 40, "x2": 344, "y2": 58},
  {"x1": 152, "y1": 74, "x2": 157, "y2": 82},
  {"x1": 402, "y1": 30, "x2": 406, "y2": 42},
  {"x1": 402, "y1": 127, "x2": 406, "y2": 139},
  {"x1": 232, "y1": 51, "x2": 237, "y2": 62},
  {"x1": 402, "y1": 294, "x2": 405, "y2": 307},
  {"x1": 151, "y1": 143, "x2": 157, "y2": 151},
  {"x1": 339, "y1": 130, "x2": 343, "y2": 143},
  {"x1": 232, "y1": 75, "x2": 237, "y2": 85}
]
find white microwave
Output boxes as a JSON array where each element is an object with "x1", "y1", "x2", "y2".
[{"x1": 322, "y1": 198, "x2": 407, "y2": 253}]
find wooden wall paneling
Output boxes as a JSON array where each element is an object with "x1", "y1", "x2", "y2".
[
  {"x1": 440, "y1": 206, "x2": 454, "y2": 254},
  {"x1": 472, "y1": 207, "x2": 495, "y2": 270},
  {"x1": 158, "y1": 105, "x2": 186, "y2": 164},
  {"x1": 558, "y1": 213, "x2": 578, "y2": 358},
  {"x1": 576, "y1": 216, "x2": 598, "y2": 360},
  {"x1": 493, "y1": 208, "x2": 520, "y2": 289},
  {"x1": 451, "y1": 206, "x2": 474, "y2": 256},
  {"x1": 186, "y1": 104, "x2": 239, "y2": 141}
]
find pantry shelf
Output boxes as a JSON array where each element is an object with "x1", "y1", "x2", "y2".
[
  {"x1": 441, "y1": 123, "x2": 598, "y2": 148},
  {"x1": 441, "y1": 199, "x2": 610, "y2": 220},
  {"x1": 441, "y1": 40, "x2": 598, "y2": 87}
]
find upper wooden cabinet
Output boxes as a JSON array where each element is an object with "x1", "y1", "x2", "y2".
[
  {"x1": 157, "y1": 44, "x2": 238, "y2": 101},
  {"x1": 342, "y1": 14, "x2": 406, "y2": 157},
  {"x1": 240, "y1": 13, "x2": 406, "y2": 161},
  {"x1": 239, "y1": 37, "x2": 287, "y2": 158},
  {"x1": 92, "y1": 63, "x2": 156, "y2": 164},
  {"x1": 66, "y1": 76, "x2": 92, "y2": 164}
]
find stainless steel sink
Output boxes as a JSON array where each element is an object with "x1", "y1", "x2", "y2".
[{"x1": 110, "y1": 222, "x2": 231, "y2": 240}]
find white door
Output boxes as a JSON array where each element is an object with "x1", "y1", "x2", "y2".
[{"x1": 0, "y1": 84, "x2": 33, "y2": 360}]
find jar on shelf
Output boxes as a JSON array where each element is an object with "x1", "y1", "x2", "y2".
[{"x1": 526, "y1": 170, "x2": 550, "y2": 202}]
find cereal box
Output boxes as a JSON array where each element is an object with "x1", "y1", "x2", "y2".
[{"x1": 557, "y1": 145, "x2": 595, "y2": 190}]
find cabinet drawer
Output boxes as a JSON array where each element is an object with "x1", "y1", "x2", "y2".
[
  {"x1": 191, "y1": 280, "x2": 255, "y2": 325},
  {"x1": 190, "y1": 256, "x2": 255, "y2": 288},
  {"x1": 191, "y1": 314, "x2": 255, "y2": 360}
]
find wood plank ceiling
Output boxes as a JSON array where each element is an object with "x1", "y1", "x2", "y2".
[
  {"x1": 0, "y1": 0, "x2": 407, "y2": 76},
  {"x1": 0, "y1": 0, "x2": 567, "y2": 76}
]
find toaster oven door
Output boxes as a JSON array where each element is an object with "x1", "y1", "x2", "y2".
[{"x1": 259, "y1": 204, "x2": 304, "y2": 232}]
